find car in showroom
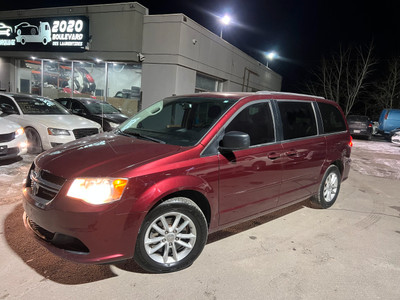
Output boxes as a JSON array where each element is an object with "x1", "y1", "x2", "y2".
[
  {"x1": 0, "y1": 116, "x2": 27, "y2": 160},
  {"x1": 22, "y1": 92, "x2": 352, "y2": 273},
  {"x1": 0, "y1": 93, "x2": 102, "y2": 153},
  {"x1": 346, "y1": 115, "x2": 372, "y2": 140},
  {"x1": 55, "y1": 97, "x2": 128, "y2": 131}
]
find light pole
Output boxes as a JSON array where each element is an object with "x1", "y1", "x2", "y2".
[
  {"x1": 265, "y1": 51, "x2": 277, "y2": 68},
  {"x1": 220, "y1": 14, "x2": 231, "y2": 38}
]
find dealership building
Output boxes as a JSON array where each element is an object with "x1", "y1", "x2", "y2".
[{"x1": 0, "y1": 2, "x2": 282, "y2": 116}]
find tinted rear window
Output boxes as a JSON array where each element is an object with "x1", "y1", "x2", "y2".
[
  {"x1": 318, "y1": 102, "x2": 346, "y2": 133},
  {"x1": 278, "y1": 101, "x2": 317, "y2": 140}
]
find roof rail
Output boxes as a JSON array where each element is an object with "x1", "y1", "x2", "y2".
[{"x1": 255, "y1": 91, "x2": 325, "y2": 99}]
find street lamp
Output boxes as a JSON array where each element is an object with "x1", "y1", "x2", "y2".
[
  {"x1": 265, "y1": 51, "x2": 277, "y2": 68},
  {"x1": 219, "y1": 14, "x2": 231, "y2": 38}
]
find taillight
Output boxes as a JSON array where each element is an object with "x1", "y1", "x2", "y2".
[
  {"x1": 349, "y1": 136, "x2": 353, "y2": 147},
  {"x1": 368, "y1": 123, "x2": 372, "y2": 128},
  {"x1": 384, "y1": 111, "x2": 389, "y2": 120}
]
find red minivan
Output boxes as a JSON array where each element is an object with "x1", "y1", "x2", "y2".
[{"x1": 22, "y1": 92, "x2": 352, "y2": 273}]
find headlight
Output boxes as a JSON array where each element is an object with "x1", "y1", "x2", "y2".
[
  {"x1": 67, "y1": 177, "x2": 128, "y2": 205},
  {"x1": 15, "y1": 127, "x2": 24, "y2": 138},
  {"x1": 109, "y1": 122, "x2": 119, "y2": 129},
  {"x1": 48, "y1": 128, "x2": 70, "y2": 136}
]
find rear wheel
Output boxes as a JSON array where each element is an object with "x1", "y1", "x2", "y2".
[
  {"x1": 25, "y1": 127, "x2": 43, "y2": 154},
  {"x1": 134, "y1": 197, "x2": 208, "y2": 273},
  {"x1": 311, "y1": 165, "x2": 341, "y2": 209}
]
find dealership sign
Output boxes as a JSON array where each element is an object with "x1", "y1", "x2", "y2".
[{"x1": 0, "y1": 16, "x2": 89, "y2": 52}]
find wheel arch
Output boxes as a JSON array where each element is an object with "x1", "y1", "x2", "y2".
[
  {"x1": 154, "y1": 190, "x2": 212, "y2": 228},
  {"x1": 331, "y1": 159, "x2": 344, "y2": 176}
]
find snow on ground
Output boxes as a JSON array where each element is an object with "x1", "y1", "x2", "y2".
[
  {"x1": 0, "y1": 155, "x2": 34, "y2": 205},
  {"x1": 350, "y1": 137, "x2": 400, "y2": 180}
]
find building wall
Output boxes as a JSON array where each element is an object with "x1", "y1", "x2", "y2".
[
  {"x1": 141, "y1": 14, "x2": 282, "y2": 108},
  {"x1": 0, "y1": 2, "x2": 147, "y2": 61}
]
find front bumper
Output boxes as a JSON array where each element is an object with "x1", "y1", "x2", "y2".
[
  {"x1": 22, "y1": 186, "x2": 146, "y2": 264},
  {"x1": 0, "y1": 135, "x2": 27, "y2": 160}
]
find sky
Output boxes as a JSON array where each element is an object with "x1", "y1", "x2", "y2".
[{"x1": 0, "y1": 0, "x2": 398, "y2": 92}]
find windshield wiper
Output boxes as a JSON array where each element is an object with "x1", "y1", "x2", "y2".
[{"x1": 116, "y1": 129, "x2": 166, "y2": 144}]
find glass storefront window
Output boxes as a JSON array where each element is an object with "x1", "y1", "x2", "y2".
[
  {"x1": 73, "y1": 61, "x2": 104, "y2": 99},
  {"x1": 15, "y1": 59, "x2": 142, "y2": 116},
  {"x1": 107, "y1": 62, "x2": 142, "y2": 116},
  {"x1": 16, "y1": 59, "x2": 41, "y2": 95},
  {"x1": 42, "y1": 60, "x2": 72, "y2": 99}
]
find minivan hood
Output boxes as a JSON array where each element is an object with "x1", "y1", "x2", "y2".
[{"x1": 35, "y1": 132, "x2": 182, "y2": 179}]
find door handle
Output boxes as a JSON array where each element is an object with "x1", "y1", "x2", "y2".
[
  {"x1": 267, "y1": 152, "x2": 280, "y2": 160},
  {"x1": 285, "y1": 150, "x2": 297, "y2": 157}
]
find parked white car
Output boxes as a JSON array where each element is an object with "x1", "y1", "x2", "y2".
[
  {"x1": 0, "y1": 93, "x2": 102, "y2": 153},
  {"x1": 0, "y1": 116, "x2": 28, "y2": 160},
  {"x1": 391, "y1": 129, "x2": 400, "y2": 146}
]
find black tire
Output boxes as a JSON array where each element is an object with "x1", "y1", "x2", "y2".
[
  {"x1": 134, "y1": 197, "x2": 208, "y2": 273},
  {"x1": 25, "y1": 127, "x2": 43, "y2": 154},
  {"x1": 310, "y1": 165, "x2": 341, "y2": 209}
]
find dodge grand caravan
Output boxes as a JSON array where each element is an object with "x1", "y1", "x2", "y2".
[{"x1": 22, "y1": 92, "x2": 352, "y2": 273}]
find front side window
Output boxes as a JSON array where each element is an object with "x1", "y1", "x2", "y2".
[
  {"x1": 118, "y1": 97, "x2": 238, "y2": 146},
  {"x1": 318, "y1": 102, "x2": 346, "y2": 133},
  {"x1": 225, "y1": 102, "x2": 275, "y2": 146},
  {"x1": 278, "y1": 101, "x2": 317, "y2": 140}
]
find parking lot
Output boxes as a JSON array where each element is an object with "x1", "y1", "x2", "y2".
[{"x1": 1, "y1": 137, "x2": 399, "y2": 299}]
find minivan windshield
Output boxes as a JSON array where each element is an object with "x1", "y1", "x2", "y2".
[{"x1": 118, "y1": 96, "x2": 238, "y2": 146}]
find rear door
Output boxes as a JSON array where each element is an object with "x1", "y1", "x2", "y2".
[{"x1": 276, "y1": 100, "x2": 326, "y2": 206}]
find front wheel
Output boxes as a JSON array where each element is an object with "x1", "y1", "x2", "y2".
[
  {"x1": 311, "y1": 165, "x2": 341, "y2": 209},
  {"x1": 25, "y1": 127, "x2": 43, "y2": 154},
  {"x1": 134, "y1": 197, "x2": 208, "y2": 273}
]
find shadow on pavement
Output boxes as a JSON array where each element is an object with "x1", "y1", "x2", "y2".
[
  {"x1": 4, "y1": 200, "x2": 309, "y2": 283},
  {"x1": 207, "y1": 200, "x2": 309, "y2": 243},
  {"x1": 4, "y1": 203, "x2": 146, "y2": 284}
]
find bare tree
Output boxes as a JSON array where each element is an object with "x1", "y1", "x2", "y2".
[
  {"x1": 306, "y1": 43, "x2": 375, "y2": 116},
  {"x1": 373, "y1": 58, "x2": 400, "y2": 109}
]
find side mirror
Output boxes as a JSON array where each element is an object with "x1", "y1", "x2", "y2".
[{"x1": 219, "y1": 131, "x2": 250, "y2": 151}]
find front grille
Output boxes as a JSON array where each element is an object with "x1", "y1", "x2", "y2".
[
  {"x1": 0, "y1": 132, "x2": 15, "y2": 143},
  {"x1": 27, "y1": 163, "x2": 66, "y2": 204},
  {"x1": 73, "y1": 128, "x2": 99, "y2": 139}
]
